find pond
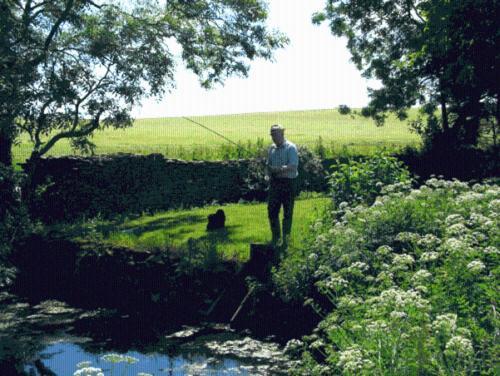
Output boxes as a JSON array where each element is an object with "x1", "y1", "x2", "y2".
[{"x1": 0, "y1": 293, "x2": 295, "y2": 375}]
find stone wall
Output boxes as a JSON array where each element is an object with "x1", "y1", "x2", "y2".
[{"x1": 28, "y1": 154, "x2": 252, "y2": 221}]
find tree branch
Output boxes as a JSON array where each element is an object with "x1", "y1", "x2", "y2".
[
  {"x1": 411, "y1": 3, "x2": 425, "y2": 24},
  {"x1": 37, "y1": 109, "x2": 104, "y2": 158},
  {"x1": 34, "y1": 97, "x2": 54, "y2": 149},
  {"x1": 43, "y1": 0, "x2": 75, "y2": 51}
]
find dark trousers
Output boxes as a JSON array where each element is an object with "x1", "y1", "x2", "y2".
[{"x1": 268, "y1": 178, "x2": 296, "y2": 241}]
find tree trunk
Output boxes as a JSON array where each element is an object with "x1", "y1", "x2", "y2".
[
  {"x1": 0, "y1": 124, "x2": 13, "y2": 167},
  {"x1": 462, "y1": 98, "x2": 482, "y2": 146}
]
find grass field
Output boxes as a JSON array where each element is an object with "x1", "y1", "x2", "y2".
[
  {"x1": 56, "y1": 195, "x2": 330, "y2": 260},
  {"x1": 13, "y1": 108, "x2": 421, "y2": 165}
]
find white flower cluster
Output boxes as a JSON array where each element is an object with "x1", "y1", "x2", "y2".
[
  {"x1": 456, "y1": 192, "x2": 484, "y2": 204},
  {"x1": 444, "y1": 335, "x2": 474, "y2": 358},
  {"x1": 466, "y1": 260, "x2": 486, "y2": 274},
  {"x1": 376, "y1": 287, "x2": 429, "y2": 311},
  {"x1": 375, "y1": 270, "x2": 394, "y2": 284},
  {"x1": 324, "y1": 274, "x2": 349, "y2": 291},
  {"x1": 468, "y1": 213, "x2": 492, "y2": 228},
  {"x1": 420, "y1": 251, "x2": 440, "y2": 262},
  {"x1": 347, "y1": 261, "x2": 369, "y2": 273},
  {"x1": 338, "y1": 295, "x2": 363, "y2": 310},
  {"x1": 432, "y1": 313, "x2": 457, "y2": 337},
  {"x1": 488, "y1": 199, "x2": 500, "y2": 212},
  {"x1": 483, "y1": 246, "x2": 499, "y2": 255},
  {"x1": 446, "y1": 223, "x2": 469, "y2": 237},
  {"x1": 445, "y1": 214, "x2": 465, "y2": 227},
  {"x1": 73, "y1": 367, "x2": 103, "y2": 376},
  {"x1": 417, "y1": 234, "x2": 441, "y2": 250},
  {"x1": 390, "y1": 311, "x2": 408, "y2": 320},
  {"x1": 442, "y1": 238, "x2": 474, "y2": 255},
  {"x1": 395, "y1": 232, "x2": 421, "y2": 244},
  {"x1": 376, "y1": 245, "x2": 393, "y2": 256},
  {"x1": 411, "y1": 269, "x2": 432, "y2": 285},
  {"x1": 337, "y1": 346, "x2": 374, "y2": 373},
  {"x1": 366, "y1": 319, "x2": 389, "y2": 333},
  {"x1": 392, "y1": 254, "x2": 415, "y2": 270}
]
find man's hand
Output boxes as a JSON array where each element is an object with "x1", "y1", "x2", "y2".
[{"x1": 269, "y1": 165, "x2": 284, "y2": 176}]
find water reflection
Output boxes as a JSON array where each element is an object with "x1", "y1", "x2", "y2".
[
  {"x1": 25, "y1": 335, "x2": 288, "y2": 375},
  {"x1": 1, "y1": 295, "x2": 292, "y2": 375}
]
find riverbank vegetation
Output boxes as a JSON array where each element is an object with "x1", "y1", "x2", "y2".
[{"x1": 274, "y1": 166, "x2": 499, "y2": 374}]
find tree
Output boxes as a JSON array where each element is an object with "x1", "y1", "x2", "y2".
[
  {"x1": 0, "y1": 0, "x2": 287, "y2": 167},
  {"x1": 314, "y1": 0, "x2": 499, "y2": 150}
]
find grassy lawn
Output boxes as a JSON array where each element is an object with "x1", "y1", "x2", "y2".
[
  {"x1": 64, "y1": 196, "x2": 330, "y2": 260},
  {"x1": 13, "y1": 108, "x2": 421, "y2": 165}
]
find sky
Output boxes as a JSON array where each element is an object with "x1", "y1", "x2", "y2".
[{"x1": 131, "y1": 0, "x2": 377, "y2": 118}]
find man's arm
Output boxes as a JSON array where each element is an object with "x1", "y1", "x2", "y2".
[{"x1": 275, "y1": 145, "x2": 298, "y2": 177}]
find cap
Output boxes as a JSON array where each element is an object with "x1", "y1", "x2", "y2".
[{"x1": 270, "y1": 124, "x2": 285, "y2": 133}]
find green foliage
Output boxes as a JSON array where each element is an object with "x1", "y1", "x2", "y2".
[
  {"x1": 242, "y1": 145, "x2": 327, "y2": 201},
  {"x1": 0, "y1": 165, "x2": 30, "y2": 258},
  {"x1": 329, "y1": 150, "x2": 411, "y2": 207},
  {"x1": 1, "y1": 0, "x2": 287, "y2": 164},
  {"x1": 338, "y1": 105, "x2": 351, "y2": 116},
  {"x1": 314, "y1": 0, "x2": 499, "y2": 149},
  {"x1": 0, "y1": 165, "x2": 30, "y2": 288},
  {"x1": 276, "y1": 178, "x2": 499, "y2": 374}
]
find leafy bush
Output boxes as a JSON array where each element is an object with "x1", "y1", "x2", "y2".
[
  {"x1": 242, "y1": 145, "x2": 327, "y2": 201},
  {"x1": 329, "y1": 149, "x2": 411, "y2": 207},
  {"x1": 275, "y1": 178, "x2": 499, "y2": 375},
  {"x1": 0, "y1": 165, "x2": 30, "y2": 258},
  {"x1": 0, "y1": 165, "x2": 30, "y2": 288}
]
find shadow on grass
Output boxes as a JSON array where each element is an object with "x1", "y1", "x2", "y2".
[{"x1": 118, "y1": 213, "x2": 207, "y2": 237}]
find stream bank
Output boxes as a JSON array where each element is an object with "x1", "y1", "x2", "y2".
[{"x1": 2, "y1": 233, "x2": 319, "y2": 374}]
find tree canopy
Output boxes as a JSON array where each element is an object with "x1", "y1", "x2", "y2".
[
  {"x1": 0, "y1": 0, "x2": 287, "y2": 166},
  {"x1": 314, "y1": 0, "x2": 499, "y2": 149}
]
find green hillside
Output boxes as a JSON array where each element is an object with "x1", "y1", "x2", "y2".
[{"x1": 13, "y1": 108, "x2": 421, "y2": 165}]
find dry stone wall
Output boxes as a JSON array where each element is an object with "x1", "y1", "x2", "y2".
[{"x1": 28, "y1": 154, "x2": 251, "y2": 221}]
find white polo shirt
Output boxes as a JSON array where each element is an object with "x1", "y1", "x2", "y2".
[{"x1": 267, "y1": 140, "x2": 299, "y2": 179}]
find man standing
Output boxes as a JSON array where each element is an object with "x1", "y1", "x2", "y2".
[{"x1": 267, "y1": 124, "x2": 299, "y2": 248}]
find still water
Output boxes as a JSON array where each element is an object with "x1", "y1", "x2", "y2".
[{"x1": 24, "y1": 328, "x2": 291, "y2": 375}]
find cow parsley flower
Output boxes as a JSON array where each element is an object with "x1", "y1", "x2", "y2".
[
  {"x1": 337, "y1": 346, "x2": 373, "y2": 373},
  {"x1": 420, "y1": 251, "x2": 439, "y2": 262},
  {"x1": 417, "y1": 234, "x2": 441, "y2": 250},
  {"x1": 324, "y1": 274, "x2": 349, "y2": 291},
  {"x1": 468, "y1": 213, "x2": 491, "y2": 227},
  {"x1": 446, "y1": 223, "x2": 469, "y2": 237},
  {"x1": 457, "y1": 192, "x2": 484, "y2": 203},
  {"x1": 432, "y1": 314, "x2": 457, "y2": 338},
  {"x1": 411, "y1": 269, "x2": 432, "y2": 285},
  {"x1": 348, "y1": 261, "x2": 369, "y2": 272},
  {"x1": 390, "y1": 311, "x2": 407, "y2": 320},
  {"x1": 392, "y1": 254, "x2": 415, "y2": 270},
  {"x1": 488, "y1": 199, "x2": 500, "y2": 212},
  {"x1": 467, "y1": 260, "x2": 486, "y2": 274},
  {"x1": 395, "y1": 232, "x2": 421, "y2": 244},
  {"x1": 366, "y1": 320, "x2": 388, "y2": 333},
  {"x1": 376, "y1": 245, "x2": 393, "y2": 256},
  {"x1": 445, "y1": 214, "x2": 465, "y2": 227},
  {"x1": 483, "y1": 246, "x2": 499, "y2": 255},
  {"x1": 445, "y1": 336, "x2": 474, "y2": 358}
]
